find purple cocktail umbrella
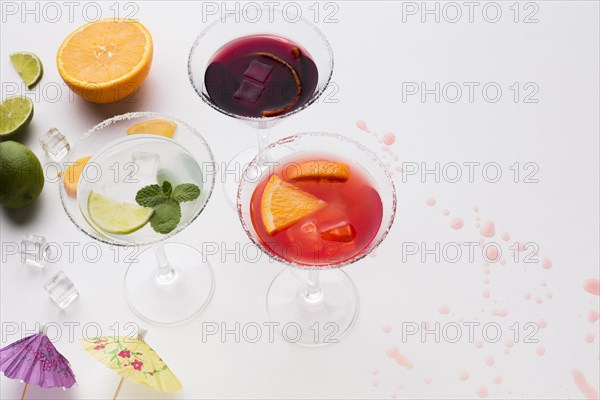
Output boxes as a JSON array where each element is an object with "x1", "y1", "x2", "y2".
[{"x1": 0, "y1": 327, "x2": 76, "y2": 399}]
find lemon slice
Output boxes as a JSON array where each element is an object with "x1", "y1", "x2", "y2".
[
  {"x1": 10, "y1": 52, "x2": 43, "y2": 89},
  {"x1": 88, "y1": 191, "x2": 153, "y2": 234}
]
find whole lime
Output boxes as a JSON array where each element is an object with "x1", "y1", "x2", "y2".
[{"x1": 0, "y1": 141, "x2": 44, "y2": 208}]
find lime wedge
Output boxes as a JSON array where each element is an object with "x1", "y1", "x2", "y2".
[
  {"x1": 10, "y1": 52, "x2": 43, "y2": 89},
  {"x1": 0, "y1": 96, "x2": 34, "y2": 138},
  {"x1": 88, "y1": 191, "x2": 153, "y2": 235}
]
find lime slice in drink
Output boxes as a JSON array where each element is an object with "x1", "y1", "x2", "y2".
[
  {"x1": 0, "y1": 96, "x2": 34, "y2": 138},
  {"x1": 88, "y1": 191, "x2": 154, "y2": 234},
  {"x1": 10, "y1": 52, "x2": 43, "y2": 89}
]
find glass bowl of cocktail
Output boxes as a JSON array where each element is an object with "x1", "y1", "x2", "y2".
[
  {"x1": 188, "y1": 7, "x2": 334, "y2": 206},
  {"x1": 238, "y1": 133, "x2": 396, "y2": 345},
  {"x1": 59, "y1": 112, "x2": 216, "y2": 326}
]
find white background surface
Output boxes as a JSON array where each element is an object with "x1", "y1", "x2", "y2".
[{"x1": 1, "y1": 1, "x2": 599, "y2": 399}]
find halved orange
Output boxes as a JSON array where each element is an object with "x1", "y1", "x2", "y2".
[
  {"x1": 283, "y1": 160, "x2": 350, "y2": 182},
  {"x1": 261, "y1": 175, "x2": 326, "y2": 235},
  {"x1": 64, "y1": 155, "x2": 91, "y2": 196},
  {"x1": 56, "y1": 19, "x2": 153, "y2": 103},
  {"x1": 127, "y1": 119, "x2": 176, "y2": 138}
]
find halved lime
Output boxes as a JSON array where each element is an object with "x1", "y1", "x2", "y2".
[
  {"x1": 88, "y1": 191, "x2": 153, "y2": 234},
  {"x1": 10, "y1": 52, "x2": 43, "y2": 89},
  {"x1": 0, "y1": 96, "x2": 34, "y2": 138}
]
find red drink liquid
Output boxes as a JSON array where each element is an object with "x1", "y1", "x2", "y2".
[
  {"x1": 250, "y1": 156, "x2": 384, "y2": 266},
  {"x1": 204, "y1": 35, "x2": 319, "y2": 118}
]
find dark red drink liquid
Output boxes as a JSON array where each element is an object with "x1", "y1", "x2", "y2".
[
  {"x1": 249, "y1": 156, "x2": 384, "y2": 266},
  {"x1": 204, "y1": 35, "x2": 319, "y2": 118}
]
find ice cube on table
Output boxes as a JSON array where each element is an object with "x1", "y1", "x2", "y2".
[
  {"x1": 21, "y1": 234, "x2": 49, "y2": 268},
  {"x1": 44, "y1": 271, "x2": 79, "y2": 309}
]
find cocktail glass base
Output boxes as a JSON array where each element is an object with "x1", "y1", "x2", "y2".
[
  {"x1": 266, "y1": 267, "x2": 359, "y2": 346},
  {"x1": 124, "y1": 242, "x2": 215, "y2": 326}
]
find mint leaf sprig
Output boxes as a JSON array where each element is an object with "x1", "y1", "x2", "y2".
[{"x1": 135, "y1": 181, "x2": 200, "y2": 234}]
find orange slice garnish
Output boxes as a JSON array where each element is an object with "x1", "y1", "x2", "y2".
[
  {"x1": 127, "y1": 119, "x2": 176, "y2": 137},
  {"x1": 261, "y1": 175, "x2": 326, "y2": 235},
  {"x1": 64, "y1": 155, "x2": 91, "y2": 196},
  {"x1": 283, "y1": 160, "x2": 350, "y2": 182}
]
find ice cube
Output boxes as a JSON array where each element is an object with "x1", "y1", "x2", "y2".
[
  {"x1": 234, "y1": 79, "x2": 266, "y2": 104},
  {"x1": 320, "y1": 223, "x2": 356, "y2": 243},
  {"x1": 243, "y1": 60, "x2": 273, "y2": 83},
  {"x1": 131, "y1": 152, "x2": 160, "y2": 187}
]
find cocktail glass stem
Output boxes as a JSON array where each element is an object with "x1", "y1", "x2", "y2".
[
  {"x1": 254, "y1": 121, "x2": 271, "y2": 165},
  {"x1": 153, "y1": 243, "x2": 176, "y2": 284},
  {"x1": 304, "y1": 270, "x2": 323, "y2": 302}
]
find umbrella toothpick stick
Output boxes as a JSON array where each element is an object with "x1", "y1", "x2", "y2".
[
  {"x1": 113, "y1": 377, "x2": 125, "y2": 400},
  {"x1": 21, "y1": 383, "x2": 29, "y2": 400}
]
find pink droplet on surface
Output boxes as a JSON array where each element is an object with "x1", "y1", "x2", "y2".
[
  {"x1": 491, "y1": 308, "x2": 508, "y2": 317},
  {"x1": 536, "y1": 346, "x2": 545, "y2": 356},
  {"x1": 425, "y1": 197, "x2": 436, "y2": 206},
  {"x1": 438, "y1": 304, "x2": 450, "y2": 314},
  {"x1": 501, "y1": 232, "x2": 510, "y2": 242},
  {"x1": 386, "y1": 347, "x2": 414, "y2": 370},
  {"x1": 546, "y1": 291, "x2": 554, "y2": 299},
  {"x1": 504, "y1": 339, "x2": 514, "y2": 348},
  {"x1": 587, "y1": 310, "x2": 599, "y2": 323},
  {"x1": 424, "y1": 376, "x2": 432, "y2": 384},
  {"x1": 499, "y1": 259, "x2": 507, "y2": 266},
  {"x1": 583, "y1": 279, "x2": 600, "y2": 296},
  {"x1": 571, "y1": 369, "x2": 599, "y2": 400},
  {"x1": 541, "y1": 281, "x2": 547, "y2": 287},
  {"x1": 524, "y1": 292, "x2": 532, "y2": 300},
  {"x1": 476, "y1": 387, "x2": 489, "y2": 398},
  {"x1": 475, "y1": 340, "x2": 484, "y2": 349},
  {"x1": 473, "y1": 206, "x2": 479, "y2": 212},
  {"x1": 369, "y1": 251, "x2": 377, "y2": 258},
  {"x1": 397, "y1": 384, "x2": 404, "y2": 390},
  {"x1": 584, "y1": 333, "x2": 595, "y2": 343},
  {"x1": 542, "y1": 258, "x2": 553, "y2": 269},
  {"x1": 483, "y1": 277, "x2": 490, "y2": 285},
  {"x1": 450, "y1": 217, "x2": 464, "y2": 230},
  {"x1": 535, "y1": 296, "x2": 543, "y2": 304},
  {"x1": 483, "y1": 289, "x2": 490, "y2": 299},
  {"x1": 442, "y1": 209, "x2": 450, "y2": 216},
  {"x1": 381, "y1": 324, "x2": 392, "y2": 334},
  {"x1": 538, "y1": 319, "x2": 548, "y2": 329},
  {"x1": 484, "y1": 356, "x2": 495, "y2": 366},
  {"x1": 479, "y1": 220, "x2": 496, "y2": 238},
  {"x1": 493, "y1": 375, "x2": 503, "y2": 385},
  {"x1": 390, "y1": 393, "x2": 397, "y2": 399},
  {"x1": 356, "y1": 120, "x2": 369, "y2": 132},
  {"x1": 372, "y1": 368, "x2": 379, "y2": 375},
  {"x1": 458, "y1": 371, "x2": 469, "y2": 381},
  {"x1": 485, "y1": 246, "x2": 500, "y2": 262},
  {"x1": 516, "y1": 242, "x2": 526, "y2": 251},
  {"x1": 383, "y1": 132, "x2": 396, "y2": 145},
  {"x1": 395, "y1": 165, "x2": 403, "y2": 173}
]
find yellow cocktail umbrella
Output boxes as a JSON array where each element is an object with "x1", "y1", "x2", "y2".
[{"x1": 81, "y1": 330, "x2": 182, "y2": 399}]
